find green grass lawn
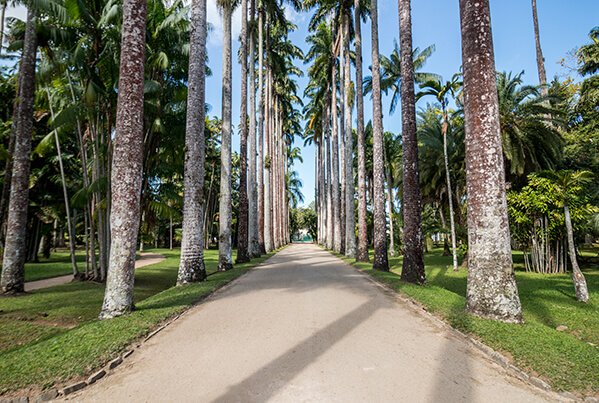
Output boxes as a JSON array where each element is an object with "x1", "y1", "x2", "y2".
[
  {"x1": 0, "y1": 248, "x2": 277, "y2": 394},
  {"x1": 22, "y1": 251, "x2": 88, "y2": 282},
  {"x1": 333, "y1": 248, "x2": 599, "y2": 395}
]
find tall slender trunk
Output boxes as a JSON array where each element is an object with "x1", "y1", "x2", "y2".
[
  {"x1": 263, "y1": 67, "x2": 272, "y2": 252},
  {"x1": 237, "y1": 0, "x2": 250, "y2": 263},
  {"x1": 343, "y1": 12, "x2": 356, "y2": 258},
  {"x1": 1, "y1": 8, "x2": 37, "y2": 293},
  {"x1": 564, "y1": 204, "x2": 589, "y2": 302},
  {"x1": 441, "y1": 110, "x2": 459, "y2": 270},
  {"x1": 339, "y1": 28, "x2": 346, "y2": 255},
  {"x1": 99, "y1": 0, "x2": 146, "y2": 318},
  {"x1": 370, "y1": 0, "x2": 389, "y2": 271},
  {"x1": 531, "y1": 0, "x2": 548, "y2": 95},
  {"x1": 46, "y1": 87, "x2": 79, "y2": 276},
  {"x1": 354, "y1": 0, "x2": 369, "y2": 262},
  {"x1": 218, "y1": 5, "x2": 233, "y2": 271},
  {"x1": 257, "y1": 8, "x2": 265, "y2": 253},
  {"x1": 331, "y1": 59, "x2": 341, "y2": 253},
  {"x1": 459, "y1": 0, "x2": 522, "y2": 323},
  {"x1": 385, "y1": 162, "x2": 396, "y2": 257},
  {"x1": 0, "y1": 0, "x2": 6, "y2": 55},
  {"x1": 398, "y1": 0, "x2": 425, "y2": 283},
  {"x1": 325, "y1": 106, "x2": 334, "y2": 250},
  {"x1": 177, "y1": 0, "x2": 207, "y2": 284},
  {"x1": 248, "y1": 0, "x2": 260, "y2": 257}
]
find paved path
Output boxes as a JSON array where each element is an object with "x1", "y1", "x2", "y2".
[
  {"x1": 25, "y1": 253, "x2": 166, "y2": 292},
  {"x1": 68, "y1": 244, "x2": 555, "y2": 402}
]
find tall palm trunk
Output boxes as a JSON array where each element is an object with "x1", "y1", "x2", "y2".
[
  {"x1": 236, "y1": 0, "x2": 250, "y2": 263},
  {"x1": 459, "y1": 0, "x2": 522, "y2": 322},
  {"x1": 177, "y1": 0, "x2": 207, "y2": 284},
  {"x1": 354, "y1": 0, "x2": 369, "y2": 262},
  {"x1": 257, "y1": 7, "x2": 265, "y2": 253},
  {"x1": 46, "y1": 87, "x2": 79, "y2": 277},
  {"x1": 99, "y1": 0, "x2": 146, "y2": 318},
  {"x1": 0, "y1": 0, "x2": 6, "y2": 56},
  {"x1": 398, "y1": 0, "x2": 425, "y2": 283},
  {"x1": 218, "y1": 4, "x2": 233, "y2": 271},
  {"x1": 263, "y1": 67, "x2": 272, "y2": 252},
  {"x1": 331, "y1": 59, "x2": 341, "y2": 253},
  {"x1": 441, "y1": 108, "x2": 459, "y2": 271},
  {"x1": 370, "y1": 0, "x2": 389, "y2": 271},
  {"x1": 339, "y1": 29, "x2": 346, "y2": 255},
  {"x1": 248, "y1": 0, "x2": 260, "y2": 257},
  {"x1": 564, "y1": 204, "x2": 589, "y2": 302},
  {"x1": 531, "y1": 0, "x2": 547, "y2": 95},
  {"x1": 1, "y1": 9, "x2": 37, "y2": 293},
  {"x1": 325, "y1": 107, "x2": 334, "y2": 250},
  {"x1": 385, "y1": 163, "x2": 396, "y2": 257},
  {"x1": 343, "y1": 12, "x2": 355, "y2": 257}
]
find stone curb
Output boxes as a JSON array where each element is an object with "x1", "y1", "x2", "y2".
[
  {"x1": 3, "y1": 248, "x2": 287, "y2": 402},
  {"x1": 325, "y1": 247, "x2": 594, "y2": 402}
]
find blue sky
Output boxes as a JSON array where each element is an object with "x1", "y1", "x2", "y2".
[{"x1": 4, "y1": 0, "x2": 599, "y2": 206}]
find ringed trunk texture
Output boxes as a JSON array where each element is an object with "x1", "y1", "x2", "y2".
[
  {"x1": 354, "y1": 0, "x2": 369, "y2": 262},
  {"x1": 459, "y1": 0, "x2": 522, "y2": 323},
  {"x1": 248, "y1": 0, "x2": 260, "y2": 257},
  {"x1": 370, "y1": 0, "x2": 389, "y2": 271},
  {"x1": 257, "y1": 8, "x2": 265, "y2": 253},
  {"x1": 236, "y1": 0, "x2": 250, "y2": 263},
  {"x1": 218, "y1": 7, "x2": 233, "y2": 271},
  {"x1": 531, "y1": 0, "x2": 548, "y2": 95},
  {"x1": 0, "y1": 8, "x2": 37, "y2": 294},
  {"x1": 442, "y1": 113, "x2": 459, "y2": 271},
  {"x1": 343, "y1": 12, "x2": 356, "y2": 258},
  {"x1": 99, "y1": 0, "x2": 146, "y2": 318},
  {"x1": 177, "y1": 0, "x2": 207, "y2": 284},
  {"x1": 398, "y1": 0, "x2": 425, "y2": 284},
  {"x1": 564, "y1": 205, "x2": 589, "y2": 302},
  {"x1": 331, "y1": 66, "x2": 341, "y2": 254},
  {"x1": 325, "y1": 109, "x2": 334, "y2": 251}
]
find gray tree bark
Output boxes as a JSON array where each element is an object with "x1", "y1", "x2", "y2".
[
  {"x1": 1, "y1": 8, "x2": 37, "y2": 293},
  {"x1": 331, "y1": 59, "x2": 341, "y2": 253},
  {"x1": 248, "y1": 0, "x2": 260, "y2": 257},
  {"x1": 343, "y1": 13, "x2": 356, "y2": 258},
  {"x1": 263, "y1": 67, "x2": 273, "y2": 252},
  {"x1": 257, "y1": 8, "x2": 265, "y2": 253},
  {"x1": 178, "y1": 0, "x2": 207, "y2": 284},
  {"x1": 99, "y1": 0, "x2": 146, "y2": 317},
  {"x1": 236, "y1": 0, "x2": 250, "y2": 263},
  {"x1": 459, "y1": 0, "x2": 522, "y2": 322},
  {"x1": 354, "y1": 0, "x2": 369, "y2": 262},
  {"x1": 218, "y1": 4, "x2": 233, "y2": 271},
  {"x1": 564, "y1": 205, "x2": 589, "y2": 302},
  {"x1": 531, "y1": 0, "x2": 548, "y2": 95},
  {"x1": 398, "y1": 0, "x2": 425, "y2": 283},
  {"x1": 370, "y1": 0, "x2": 389, "y2": 271}
]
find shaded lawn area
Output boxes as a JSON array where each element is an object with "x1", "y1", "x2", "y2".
[
  {"x1": 23, "y1": 251, "x2": 88, "y2": 282},
  {"x1": 0, "y1": 248, "x2": 277, "y2": 394},
  {"x1": 335, "y1": 248, "x2": 599, "y2": 395}
]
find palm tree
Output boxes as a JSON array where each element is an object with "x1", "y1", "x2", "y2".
[
  {"x1": 370, "y1": 0, "x2": 389, "y2": 271},
  {"x1": 417, "y1": 74, "x2": 462, "y2": 271},
  {"x1": 459, "y1": 0, "x2": 522, "y2": 323},
  {"x1": 383, "y1": 131, "x2": 401, "y2": 257},
  {"x1": 248, "y1": 0, "x2": 260, "y2": 257},
  {"x1": 1, "y1": 8, "x2": 37, "y2": 294},
  {"x1": 217, "y1": 0, "x2": 238, "y2": 271},
  {"x1": 364, "y1": 43, "x2": 439, "y2": 114},
  {"x1": 0, "y1": 0, "x2": 7, "y2": 55},
  {"x1": 577, "y1": 27, "x2": 599, "y2": 76},
  {"x1": 342, "y1": 10, "x2": 355, "y2": 258},
  {"x1": 541, "y1": 170, "x2": 592, "y2": 302},
  {"x1": 354, "y1": 0, "x2": 368, "y2": 262},
  {"x1": 531, "y1": 0, "x2": 547, "y2": 94},
  {"x1": 237, "y1": 0, "x2": 250, "y2": 263},
  {"x1": 398, "y1": 0, "x2": 424, "y2": 283},
  {"x1": 496, "y1": 71, "x2": 562, "y2": 183},
  {"x1": 99, "y1": 0, "x2": 147, "y2": 318},
  {"x1": 177, "y1": 0, "x2": 208, "y2": 284}
]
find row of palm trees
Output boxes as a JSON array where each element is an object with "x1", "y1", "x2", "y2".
[{"x1": 307, "y1": 0, "x2": 548, "y2": 323}]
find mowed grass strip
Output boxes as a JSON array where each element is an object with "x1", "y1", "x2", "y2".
[
  {"x1": 0, "y1": 248, "x2": 277, "y2": 394},
  {"x1": 334, "y1": 248, "x2": 599, "y2": 395}
]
